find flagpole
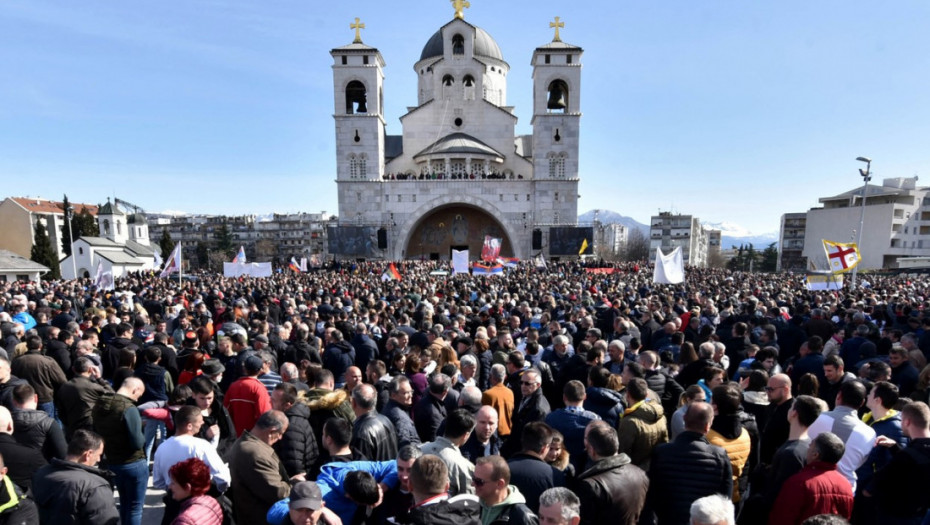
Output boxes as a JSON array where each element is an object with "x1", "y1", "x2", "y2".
[{"x1": 178, "y1": 241, "x2": 182, "y2": 286}]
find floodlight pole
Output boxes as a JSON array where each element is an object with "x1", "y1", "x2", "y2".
[
  {"x1": 851, "y1": 156, "x2": 871, "y2": 289},
  {"x1": 66, "y1": 205, "x2": 77, "y2": 280}
]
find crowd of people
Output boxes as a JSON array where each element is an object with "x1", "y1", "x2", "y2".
[{"x1": 0, "y1": 259, "x2": 929, "y2": 525}]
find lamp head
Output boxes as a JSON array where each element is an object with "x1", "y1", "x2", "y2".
[{"x1": 856, "y1": 156, "x2": 871, "y2": 164}]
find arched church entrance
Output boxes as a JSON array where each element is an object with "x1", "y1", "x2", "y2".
[{"x1": 403, "y1": 204, "x2": 513, "y2": 261}]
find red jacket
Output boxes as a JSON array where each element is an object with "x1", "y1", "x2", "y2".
[
  {"x1": 224, "y1": 376, "x2": 271, "y2": 437},
  {"x1": 768, "y1": 461, "x2": 854, "y2": 525}
]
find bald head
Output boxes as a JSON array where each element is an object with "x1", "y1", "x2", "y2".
[
  {"x1": 117, "y1": 377, "x2": 146, "y2": 401},
  {"x1": 0, "y1": 407, "x2": 12, "y2": 435}
]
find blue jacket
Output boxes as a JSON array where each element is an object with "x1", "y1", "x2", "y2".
[
  {"x1": 859, "y1": 410, "x2": 907, "y2": 494},
  {"x1": 545, "y1": 407, "x2": 600, "y2": 473},
  {"x1": 267, "y1": 460, "x2": 398, "y2": 525}
]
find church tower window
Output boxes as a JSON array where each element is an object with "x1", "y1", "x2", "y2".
[
  {"x1": 442, "y1": 75, "x2": 454, "y2": 86},
  {"x1": 345, "y1": 80, "x2": 368, "y2": 114},
  {"x1": 103, "y1": 220, "x2": 110, "y2": 235},
  {"x1": 452, "y1": 34, "x2": 465, "y2": 55}
]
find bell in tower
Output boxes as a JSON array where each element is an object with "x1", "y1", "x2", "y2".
[{"x1": 547, "y1": 81, "x2": 567, "y2": 111}]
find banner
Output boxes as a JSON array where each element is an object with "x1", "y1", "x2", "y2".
[
  {"x1": 481, "y1": 236, "x2": 502, "y2": 262},
  {"x1": 452, "y1": 250, "x2": 470, "y2": 275},
  {"x1": 94, "y1": 260, "x2": 114, "y2": 290},
  {"x1": 653, "y1": 247, "x2": 684, "y2": 284},
  {"x1": 299, "y1": 257, "x2": 308, "y2": 272},
  {"x1": 822, "y1": 240, "x2": 861, "y2": 273},
  {"x1": 585, "y1": 268, "x2": 616, "y2": 274},
  {"x1": 579, "y1": 238, "x2": 589, "y2": 256},
  {"x1": 805, "y1": 273, "x2": 844, "y2": 291},
  {"x1": 472, "y1": 262, "x2": 504, "y2": 276},
  {"x1": 381, "y1": 263, "x2": 402, "y2": 281},
  {"x1": 223, "y1": 262, "x2": 273, "y2": 278},
  {"x1": 496, "y1": 257, "x2": 519, "y2": 268}
]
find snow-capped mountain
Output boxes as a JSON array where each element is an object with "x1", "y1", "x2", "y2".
[{"x1": 578, "y1": 211, "x2": 779, "y2": 249}]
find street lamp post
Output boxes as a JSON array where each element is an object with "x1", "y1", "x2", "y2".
[
  {"x1": 66, "y1": 205, "x2": 77, "y2": 280},
  {"x1": 851, "y1": 156, "x2": 871, "y2": 289}
]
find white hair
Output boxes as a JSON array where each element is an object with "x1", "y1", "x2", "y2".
[{"x1": 690, "y1": 494, "x2": 734, "y2": 525}]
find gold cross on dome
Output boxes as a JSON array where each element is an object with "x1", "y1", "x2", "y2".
[
  {"x1": 452, "y1": 0, "x2": 470, "y2": 20},
  {"x1": 549, "y1": 16, "x2": 565, "y2": 42},
  {"x1": 351, "y1": 17, "x2": 365, "y2": 43}
]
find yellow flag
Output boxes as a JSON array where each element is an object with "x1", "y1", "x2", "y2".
[{"x1": 579, "y1": 238, "x2": 589, "y2": 255}]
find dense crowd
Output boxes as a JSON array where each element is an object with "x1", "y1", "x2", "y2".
[{"x1": 1, "y1": 260, "x2": 930, "y2": 525}]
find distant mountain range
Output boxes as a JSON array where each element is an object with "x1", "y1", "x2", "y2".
[{"x1": 578, "y1": 210, "x2": 778, "y2": 250}]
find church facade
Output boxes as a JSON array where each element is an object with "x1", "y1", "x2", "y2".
[{"x1": 332, "y1": 4, "x2": 582, "y2": 260}]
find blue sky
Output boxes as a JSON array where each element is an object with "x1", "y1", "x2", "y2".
[{"x1": 2, "y1": 1, "x2": 928, "y2": 234}]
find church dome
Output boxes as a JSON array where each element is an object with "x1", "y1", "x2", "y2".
[{"x1": 419, "y1": 26, "x2": 503, "y2": 62}]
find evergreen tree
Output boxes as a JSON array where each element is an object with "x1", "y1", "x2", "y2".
[
  {"x1": 196, "y1": 242, "x2": 209, "y2": 268},
  {"x1": 60, "y1": 195, "x2": 73, "y2": 256},
  {"x1": 158, "y1": 229, "x2": 175, "y2": 260},
  {"x1": 77, "y1": 207, "x2": 99, "y2": 236},
  {"x1": 215, "y1": 222, "x2": 233, "y2": 255},
  {"x1": 760, "y1": 242, "x2": 779, "y2": 272},
  {"x1": 30, "y1": 218, "x2": 60, "y2": 280}
]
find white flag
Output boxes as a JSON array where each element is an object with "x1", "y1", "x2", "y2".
[
  {"x1": 534, "y1": 254, "x2": 548, "y2": 269},
  {"x1": 153, "y1": 250, "x2": 163, "y2": 270},
  {"x1": 94, "y1": 260, "x2": 114, "y2": 290},
  {"x1": 300, "y1": 257, "x2": 308, "y2": 272},
  {"x1": 452, "y1": 249, "x2": 470, "y2": 275},
  {"x1": 653, "y1": 247, "x2": 684, "y2": 284},
  {"x1": 160, "y1": 243, "x2": 182, "y2": 278}
]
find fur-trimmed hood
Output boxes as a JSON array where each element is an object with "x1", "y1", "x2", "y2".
[{"x1": 301, "y1": 388, "x2": 349, "y2": 411}]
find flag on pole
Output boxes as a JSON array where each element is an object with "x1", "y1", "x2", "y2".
[
  {"x1": 579, "y1": 238, "x2": 590, "y2": 256},
  {"x1": 472, "y1": 262, "x2": 504, "y2": 275},
  {"x1": 232, "y1": 246, "x2": 247, "y2": 264},
  {"x1": 653, "y1": 247, "x2": 685, "y2": 284},
  {"x1": 534, "y1": 254, "x2": 548, "y2": 269},
  {"x1": 822, "y1": 240, "x2": 861, "y2": 273},
  {"x1": 381, "y1": 262, "x2": 402, "y2": 281},
  {"x1": 94, "y1": 259, "x2": 114, "y2": 290},
  {"x1": 496, "y1": 257, "x2": 519, "y2": 268},
  {"x1": 481, "y1": 236, "x2": 502, "y2": 262},
  {"x1": 289, "y1": 257, "x2": 300, "y2": 272},
  {"x1": 159, "y1": 243, "x2": 182, "y2": 278},
  {"x1": 153, "y1": 250, "x2": 163, "y2": 270}
]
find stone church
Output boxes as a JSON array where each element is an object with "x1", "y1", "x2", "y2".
[{"x1": 332, "y1": 3, "x2": 582, "y2": 260}]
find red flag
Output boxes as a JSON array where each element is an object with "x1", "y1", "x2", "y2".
[{"x1": 481, "y1": 236, "x2": 502, "y2": 262}]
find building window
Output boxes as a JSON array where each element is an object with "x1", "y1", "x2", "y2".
[
  {"x1": 363, "y1": 55, "x2": 369, "y2": 65},
  {"x1": 545, "y1": 54, "x2": 551, "y2": 64},
  {"x1": 79, "y1": 247, "x2": 83, "y2": 255},
  {"x1": 546, "y1": 79, "x2": 568, "y2": 112},
  {"x1": 567, "y1": 54, "x2": 573, "y2": 64},
  {"x1": 341, "y1": 56, "x2": 347, "y2": 65},
  {"x1": 345, "y1": 80, "x2": 367, "y2": 114},
  {"x1": 349, "y1": 155, "x2": 359, "y2": 179},
  {"x1": 103, "y1": 220, "x2": 110, "y2": 235},
  {"x1": 548, "y1": 153, "x2": 566, "y2": 178}
]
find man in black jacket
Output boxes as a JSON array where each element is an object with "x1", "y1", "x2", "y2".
[
  {"x1": 351, "y1": 383, "x2": 398, "y2": 462},
  {"x1": 11, "y1": 383, "x2": 67, "y2": 462},
  {"x1": 31, "y1": 429, "x2": 119, "y2": 524},
  {"x1": 57, "y1": 356, "x2": 113, "y2": 441},
  {"x1": 502, "y1": 368, "x2": 550, "y2": 458},
  {"x1": 507, "y1": 422, "x2": 565, "y2": 514},
  {"x1": 382, "y1": 375, "x2": 421, "y2": 449},
  {"x1": 0, "y1": 406, "x2": 46, "y2": 492},
  {"x1": 647, "y1": 402, "x2": 732, "y2": 525},
  {"x1": 575, "y1": 421, "x2": 648, "y2": 525},
  {"x1": 475, "y1": 455, "x2": 538, "y2": 525},
  {"x1": 404, "y1": 454, "x2": 480, "y2": 525},
  {"x1": 271, "y1": 382, "x2": 319, "y2": 479},
  {"x1": 414, "y1": 372, "x2": 450, "y2": 444}
]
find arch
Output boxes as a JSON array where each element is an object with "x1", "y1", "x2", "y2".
[
  {"x1": 442, "y1": 74, "x2": 454, "y2": 86},
  {"x1": 452, "y1": 34, "x2": 465, "y2": 55},
  {"x1": 394, "y1": 196, "x2": 521, "y2": 260},
  {"x1": 103, "y1": 219, "x2": 110, "y2": 235},
  {"x1": 546, "y1": 79, "x2": 569, "y2": 113},
  {"x1": 345, "y1": 80, "x2": 367, "y2": 114},
  {"x1": 463, "y1": 74, "x2": 476, "y2": 101}
]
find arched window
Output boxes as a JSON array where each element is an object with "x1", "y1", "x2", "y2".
[
  {"x1": 452, "y1": 34, "x2": 465, "y2": 55},
  {"x1": 442, "y1": 75, "x2": 454, "y2": 99},
  {"x1": 103, "y1": 220, "x2": 110, "y2": 235},
  {"x1": 116, "y1": 221, "x2": 121, "y2": 234},
  {"x1": 546, "y1": 79, "x2": 569, "y2": 113},
  {"x1": 358, "y1": 153, "x2": 367, "y2": 177},
  {"x1": 349, "y1": 154, "x2": 359, "y2": 179},
  {"x1": 548, "y1": 153, "x2": 567, "y2": 178},
  {"x1": 345, "y1": 80, "x2": 367, "y2": 114},
  {"x1": 442, "y1": 75, "x2": 454, "y2": 86},
  {"x1": 463, "y1": 75, "x2": 475, "y2": 87}
]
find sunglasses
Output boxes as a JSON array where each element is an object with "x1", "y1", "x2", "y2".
[
  {"x1": 520, "y1": 381, "x2": 538, "y2": 386},
  {"x1": 472, "y1": 477, "x2": 489, "y2": 487}
]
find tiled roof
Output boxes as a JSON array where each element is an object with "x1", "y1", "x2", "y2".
[{"x1": 10, "y1": 197, "x2": 98, "y2": 216}]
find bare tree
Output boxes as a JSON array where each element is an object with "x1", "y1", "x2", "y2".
[{"x1": 623, "y1": 229, "x2": 651, "y2": 262}]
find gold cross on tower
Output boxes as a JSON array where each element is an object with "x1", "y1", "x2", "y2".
[
  {"x1": 451, "y1": 0, "x2": 470, "y2": 20},
  {"x1": 549, "y1": 16, "x2": 565, "y2": 42},
  {"x1": 351, "y1": 17, "x2": 365, "y2": 43}
]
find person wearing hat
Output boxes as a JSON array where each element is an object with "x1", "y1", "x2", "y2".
[
  {"x1": 224, "y1": 354, "x2": 272, "y2": 437},
  {"x1": 266, "y1": 480, "x2": 341, "y2": 525}
]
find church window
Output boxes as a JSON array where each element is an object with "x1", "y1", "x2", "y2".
[
  {"x1": 454, "y1": 118, "x2": 463, "y2": 127},
  {"x1": 546, "y1": 79, "x2": 569, "y2": 113},
  {"x1": 463, "y1": 75, "x2": 475, "y2": 87},
  {"x1": 452, "y1": 34, "x2": 465, "y2": 55},
  {"x1": 442, "y1": 75, "x2": 454, "y2": 86},
  {"x1": 341, "y1": 56, "x2": 347, "y2": 65},
  {"x1": 545, "y1": 54, "x2": 551, "y2": 64},
  {"x1": 527, "y1": 194, "x2": 531, "y2": 201},
  {"x1": 116, "y1": 221, "x2": 121, "y2": 234},
  {"x1": 567, "y1": 54, "x2": 573, "y2": 64},
  {"x1": 363, "y1": 55, "x2": 369, "y2": 65},
  {"x1": 463, "y1": 75, "x2": 475, "y2": 100},
  {"x1": 359, "y1": 154, "x2": 367, "y2": 177},
  {"x1": 79, "y1": 247, "x2": 83, "y2": 255},
  {"x1": 349, "y1": 155, "x2": 359, "y2": 179},
  {"x1": 345, "y1": 80, "x2": 368, "y2": 114}
]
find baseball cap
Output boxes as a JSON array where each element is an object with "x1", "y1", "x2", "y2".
[{"x1": 289, "y1": 481, "x2": 323, "y2": 511}]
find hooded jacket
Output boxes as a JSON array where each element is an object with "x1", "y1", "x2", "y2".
[
  {"x1": 301, "y1": 388, "x2": 355, "y2": 453},
  {"x1": 584, "y1": 387, "x2": 625, "y2": 427},
  {"x1": 617, "y1": 400, "x2": 668, "y2": 470},
  {"x1": 405, "y1": 494, "x2": 481, "y2": 525},
  {"x1": 323, "y1": 340, "x2": 355, "y2": 385},
  {"x1": 480, "y1": 485, "x2": 537, "y2": 525},
  {"x1": 272, "y1": 402, "x2": 319, "y2": 478},
  {"x1": 706, "y1": 413, "x2": 751, "y2": 502}
]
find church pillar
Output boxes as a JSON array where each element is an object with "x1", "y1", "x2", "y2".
[
  {"x1": 465, "y1": 157, "x2": 472, "y2": 175},
  {"x1": 444, "y1": 158, "x2": 451, "y2": 177}
]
